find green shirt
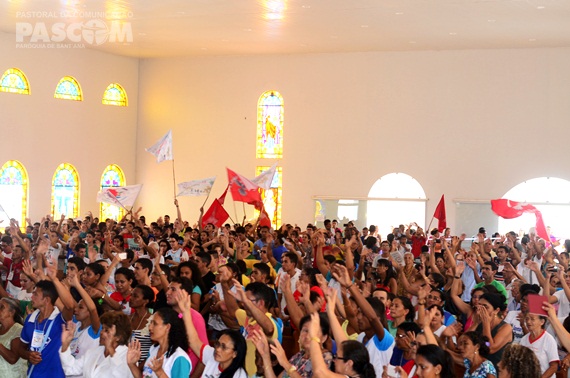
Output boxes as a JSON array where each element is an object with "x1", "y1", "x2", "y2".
[{"x1": 474, "y1": 279, "x2": 508, "y2": 304}]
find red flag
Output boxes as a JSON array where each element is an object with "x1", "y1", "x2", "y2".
[
  {"x1": 218, "y1": 184, "x2": 229, "y2": 206},
  {"x1": 259, "y1": 207, "x2": 272, "y2": 228},
  {"x1": 433, "y1": 195, "x2": 446, "y2": 232},
  {"x1": 201, "y1": 199, "x2": 229, "y2": 228},
  {"x1": 491, "y1": 199, "x2": 549, "y2": 241},
  {"x1": 227, "y1": 168, "x2": 262, "y2": 208}
]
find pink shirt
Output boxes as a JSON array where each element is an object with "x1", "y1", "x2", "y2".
[{"x1": 189, "y1": 308, "x2": 208, "y2": 374}]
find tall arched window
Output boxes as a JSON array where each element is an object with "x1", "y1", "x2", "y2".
[
  {"x1": 0, "y1": 68, "x2": 30, "y2": 95},
  {"x1": 256, "y1": 91, "x2": 283, "y2": 159},
  {"x1": 367, "y1": 173, "x2": 427, "y2": 237},
  {"x1": 498, "y1": 177, "x2": 570, "y2": 237},
  {"x1": 100, "y1": 164, "x2": 126, "y2": 221},
  {"x1": 54, "y1": 76, "x2": 82, "y2": 101},
  {"x1": 256, "y1": 166, "x2": 282, "y2": 228},
  {"x1": 51, "y1": 163, "x2": 79, "y2": 219},
  {"x1": 102, "y1": 83, "x2": 128, "y2": 106},
  {"x1": 0, "y1": 160, "x2": 29, "y2": 226}
]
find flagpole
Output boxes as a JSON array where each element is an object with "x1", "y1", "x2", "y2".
[
  {"x1": 171, "y1": 160, "x2": 177, "y2": 199},
  {"x1": 233, "y1": 199, "x2": 239, "y2": 226},
  {"x1": 201, "y1": 191, "x2": 212, "y2": 209},
  {"x1": 242, "y1": 202, "x2": 247, "y2": 225}
]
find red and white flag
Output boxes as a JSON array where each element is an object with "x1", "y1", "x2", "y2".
[
  {"x1": 227, "y1": 168, "x2": 262, "y2": 208},
  {"x1": 97, "y1": 184, "x2": 142, "y2": 208},
  {"x1": 491, "y1": 199, "x2": 549, "y2": 241},
  {"x1": 202, "y1": 199, "x2": 229, "y2": 228},
  {"x1": 433, "y1": 195, "x2": 447, "y2": 232},
  {"x1": 145, "y1": 130, "x2": 173, "y2": 163},
  {"x1": 258, "y1": 206, "x2": 272, "y2": 228},
  {"x1": 177, "y1": 176, "x2": 216, "y2": 197}
]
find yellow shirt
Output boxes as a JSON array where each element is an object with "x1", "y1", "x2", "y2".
[{"x1": 236, "y1": 308, "x2": 279, "y2": 376}]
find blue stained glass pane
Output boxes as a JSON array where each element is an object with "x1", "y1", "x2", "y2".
[
  {"x1": 262, "y1": 94, "x2": 282, "y2": 106},
  {"x1": 56, "y1": 80, "x2": 79, "y2": 96},
  {"x1": 54, "y1": 187, "x2": 74, "y2": 216},
  {"x1": 1, "y1": 74, "x2": 25, "y2": 89},
  {"x1": 102, "y1": 171, "x2": 121, "y2": 188},
  {"x1": 54, "y1": 169, "x2": 76, "y2": 187},
  {"x1": 0, "y1": 167, "x2": 23, "y2": 185}
]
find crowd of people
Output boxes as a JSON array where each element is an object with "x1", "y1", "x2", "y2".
[{"x1": 0, "y1": 207, "x2": 569, "y2": 378}]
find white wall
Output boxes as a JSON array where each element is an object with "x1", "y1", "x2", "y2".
[
  {"x1": 0, "y1": 31, "x2": 139, "y2": 221},
  {"x1": 136, "y1": 48, "x2": 570, "y2": 231}
]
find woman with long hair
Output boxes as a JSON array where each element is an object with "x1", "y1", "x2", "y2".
[
  {"x1": 388, "y1": 296, "x2": 415, "y2": 337},
  {"x1": 413, "y1": 344, "x2": 454, "y2": 378},
  {"x1": 374, "y1": 258, "x2": 398, "y2": 294},
  {"x1": 178, "y1": 290, "x2": 247, "y2": 378},
  {"x1": 457, "y1": 331, "x2": 496, "y2": 378},
  {"x1": 0, "y1": 297, "x2": 27, "y2": 377},
  {"x1": 127, "y1": 307, "x2": 191, "y2": 377}
]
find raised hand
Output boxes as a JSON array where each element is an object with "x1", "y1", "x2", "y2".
[
  {"x1": 268, "y1": 338, "x2": 290, "y2": 369},
  {"x1": 331, "y1": 264, "x2": 351, "y2": 288},
  {"x1": 127, "y1": 339, "x2": 141, "y2": 365},
  {"x1": 61, "y1": 320, "x2": 76, "y2": 346}
]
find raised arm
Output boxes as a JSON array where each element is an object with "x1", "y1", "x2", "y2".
[
  {"x1": 280, "y1": 274, "x2": 305, "y2": 329},
  {"x1": 334, "y1": 265, "x2": 385, "y2": 341},
  {"x1": 229, "y1": 279, "x2": 275, "y2": 336},
  {"x1": 69, "y1": 274, "x2": 101, "y2": 332},
  {"x1": 178, "y1": 290, "x2": 205, "y2": 357},
  {"x1": 325, "y1": 287, "x2": 348, "y2": 344}
]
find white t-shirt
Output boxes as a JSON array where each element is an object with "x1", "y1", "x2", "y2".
[
  {"x1": 357, "y1": 331, "x2": 395, "y2": 378},
  {"x1": 504, "y1": 310, "x2": 524, "y2": 344},
  {"x1": 207, "y1": 283, "x2": 237, "y2": 331},
  {"x1": 520, "y1": 331, "x2": 559, "y2": 378},
  {"x1": 553, "y1": 289, "x2": 570, "y2": 320},
  {"x1": 276, "y1": 268, "x2": 301, "y2": 312},
  {"x1": 200, "y1": 344, "x2": 247, "y2": 378},
  {"x1": 143, "y1": 344, "x2": 191, "y2": 378}
]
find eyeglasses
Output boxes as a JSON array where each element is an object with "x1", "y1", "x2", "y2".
[
  {"x1": 213, "y1": 341, "x2": 234, "y2": 351},
  {"x1": 334, "y1": 355, "x2": 350, "y2": 362}
]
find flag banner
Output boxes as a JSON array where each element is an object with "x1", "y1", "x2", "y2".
[
  {"x1": 97, "y1": 184, "x2": 143, "y2": 208},
  {"x1": 202, "y1": 199, "x2": 229, "y2": 228},
  {"x1": 218, "y1": 184, "x2": 230, "y2": 206},
  {"x1": 491, "y1": 199, "x2": 549, "y2": 241},
  {"x1": 251, "y1": 163, "x2": 278, "y2": 190},
  {"x1": 145, "y1": 130, "x2": 173, "y2": 163},
  {"x1": 259, "y1": 207, "x2": 272, "y2": 228},
  {"x1": 177, "y1": 176, "x2": 216, "y2": 197},
  {"x1": 433, "y1": 195, "x2": 446, "y2": 232},
  {"x1": 227, "y1": 167, "x2": 262, "y2": 208}
]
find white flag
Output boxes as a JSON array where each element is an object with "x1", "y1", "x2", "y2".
[
  {"x1": 97, "y1": 184, "x2": 143, "y2": 208},
  {"x1": 251, "y1": 163, "x2": 278, "y2": 190},
  {"x1": 177, "y1": 176, "x2": 216, "y2": 197},
  {"x1": 145, "y1": 130, "x2": 173, "y2": 163}
]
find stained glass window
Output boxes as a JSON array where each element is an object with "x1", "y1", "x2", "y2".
[
  {"x1": 54, "y1": 76, "x2": 82, "y2": 101},
  {"x1": 255, "y1": 166, "x2": 282, "y2": 229},
  {"x1": 51, "y1": 163, "x2": 79, "y2": 219},
  {"x1": 0, "y1": 68, "x2": 30, "y2": 95},
  {"x1": 100, "y1": 164, "x2": 126, "y2": 221},
  {"x1": 256, "y1": 91, "x2": 284, "y2": 159},
  {"x1": 102, "y1": 83, "x2": 128, "y2": 107},
  {"x1": 0, "y1": 160, "x2": 29, "y2": 226}
]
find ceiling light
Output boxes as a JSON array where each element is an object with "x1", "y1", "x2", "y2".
[
  {"x1": 409, "y1": 41, "x2": 417, "y2": 44},
  {"x1": 536, "y1": 5, "x2": 545, "y2": 9},
  {"x1": 302, "y1": 5, "x2": 311, "y2": 8},
  {"x1": 529, "y1": 38, "x2": 536, "y2": 42},
  {"x1": 361, "y1": 25, "x2": 369, "y2": 28},
  {"x1": 395, "y1": 12, "x2": 404, "y2": 15},
  {"x1": 487, "y1": 19, "x2": 496, "y2": 23},
  {"x1": 449, "y1": 32, "x2": 457, "y2": 35}
]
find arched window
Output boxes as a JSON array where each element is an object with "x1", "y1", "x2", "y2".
[
  {"x1": 0, "y1": 68, "x2": 30, "y2": 95},
  {"x1": 256, "y1": 166, "x2": 282, "y2": 228},
  {"x1": 367, "y1": 173, "x2": 427, "y2": 237},
  {"x1": 256, "y1": 91, "x2": 283, "y2": 159},
  {"x1": 0, "y1": 160, "x2": 29, "y2": 226},
  {"x1": 102, "y1": 83, "x2": 128, "y2": 106},
  {"x1": 100, "y1": 164, "x2": 126, "y2": 221},
  {"x1": 54, "y1": 76, "x2": 82, "y2": 101},
  {"x1": 498, "y1": 177, "x2": 570, "y2": 237},
  {"x1": 51, "y1": 163, "x2": 79, "y2": 219}
]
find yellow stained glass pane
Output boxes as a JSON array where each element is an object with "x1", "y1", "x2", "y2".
[
  {"x1": 0, "y1": 160, "x2": 29, "y2": 228},
  {"x1": 54, "y1": 76, "x2": 82, "y2": 101},
  {"x1": 0, "y1": 68, "x2": 30, "y2": 95},
  {"x1": 255, "y1": 166, "x2": 282, "y2": 229},
  {"x1": 102, "y1": 83, "x2": 128, "y2": 107},
  {"x1": 51, "y1": 163, "x2": 80, "y2": 219},
  {"x1": 256, "y1": 91, "x2": 283, "y2": 159},
  {"x1": 100, "y1": 164, "x2": 126, "y2": 221}
]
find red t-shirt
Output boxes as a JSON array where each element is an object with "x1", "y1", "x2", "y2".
[
  {"x1": 411, "y1": 235, "x2": 426, "y2": 258},
  {"x1": 3, "y1": 257, "x2": 23, "y2": 288}
]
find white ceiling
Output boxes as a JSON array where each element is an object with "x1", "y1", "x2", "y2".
[{"x1": 2, "y1": 0, "x2": 570, "y2": 58}]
